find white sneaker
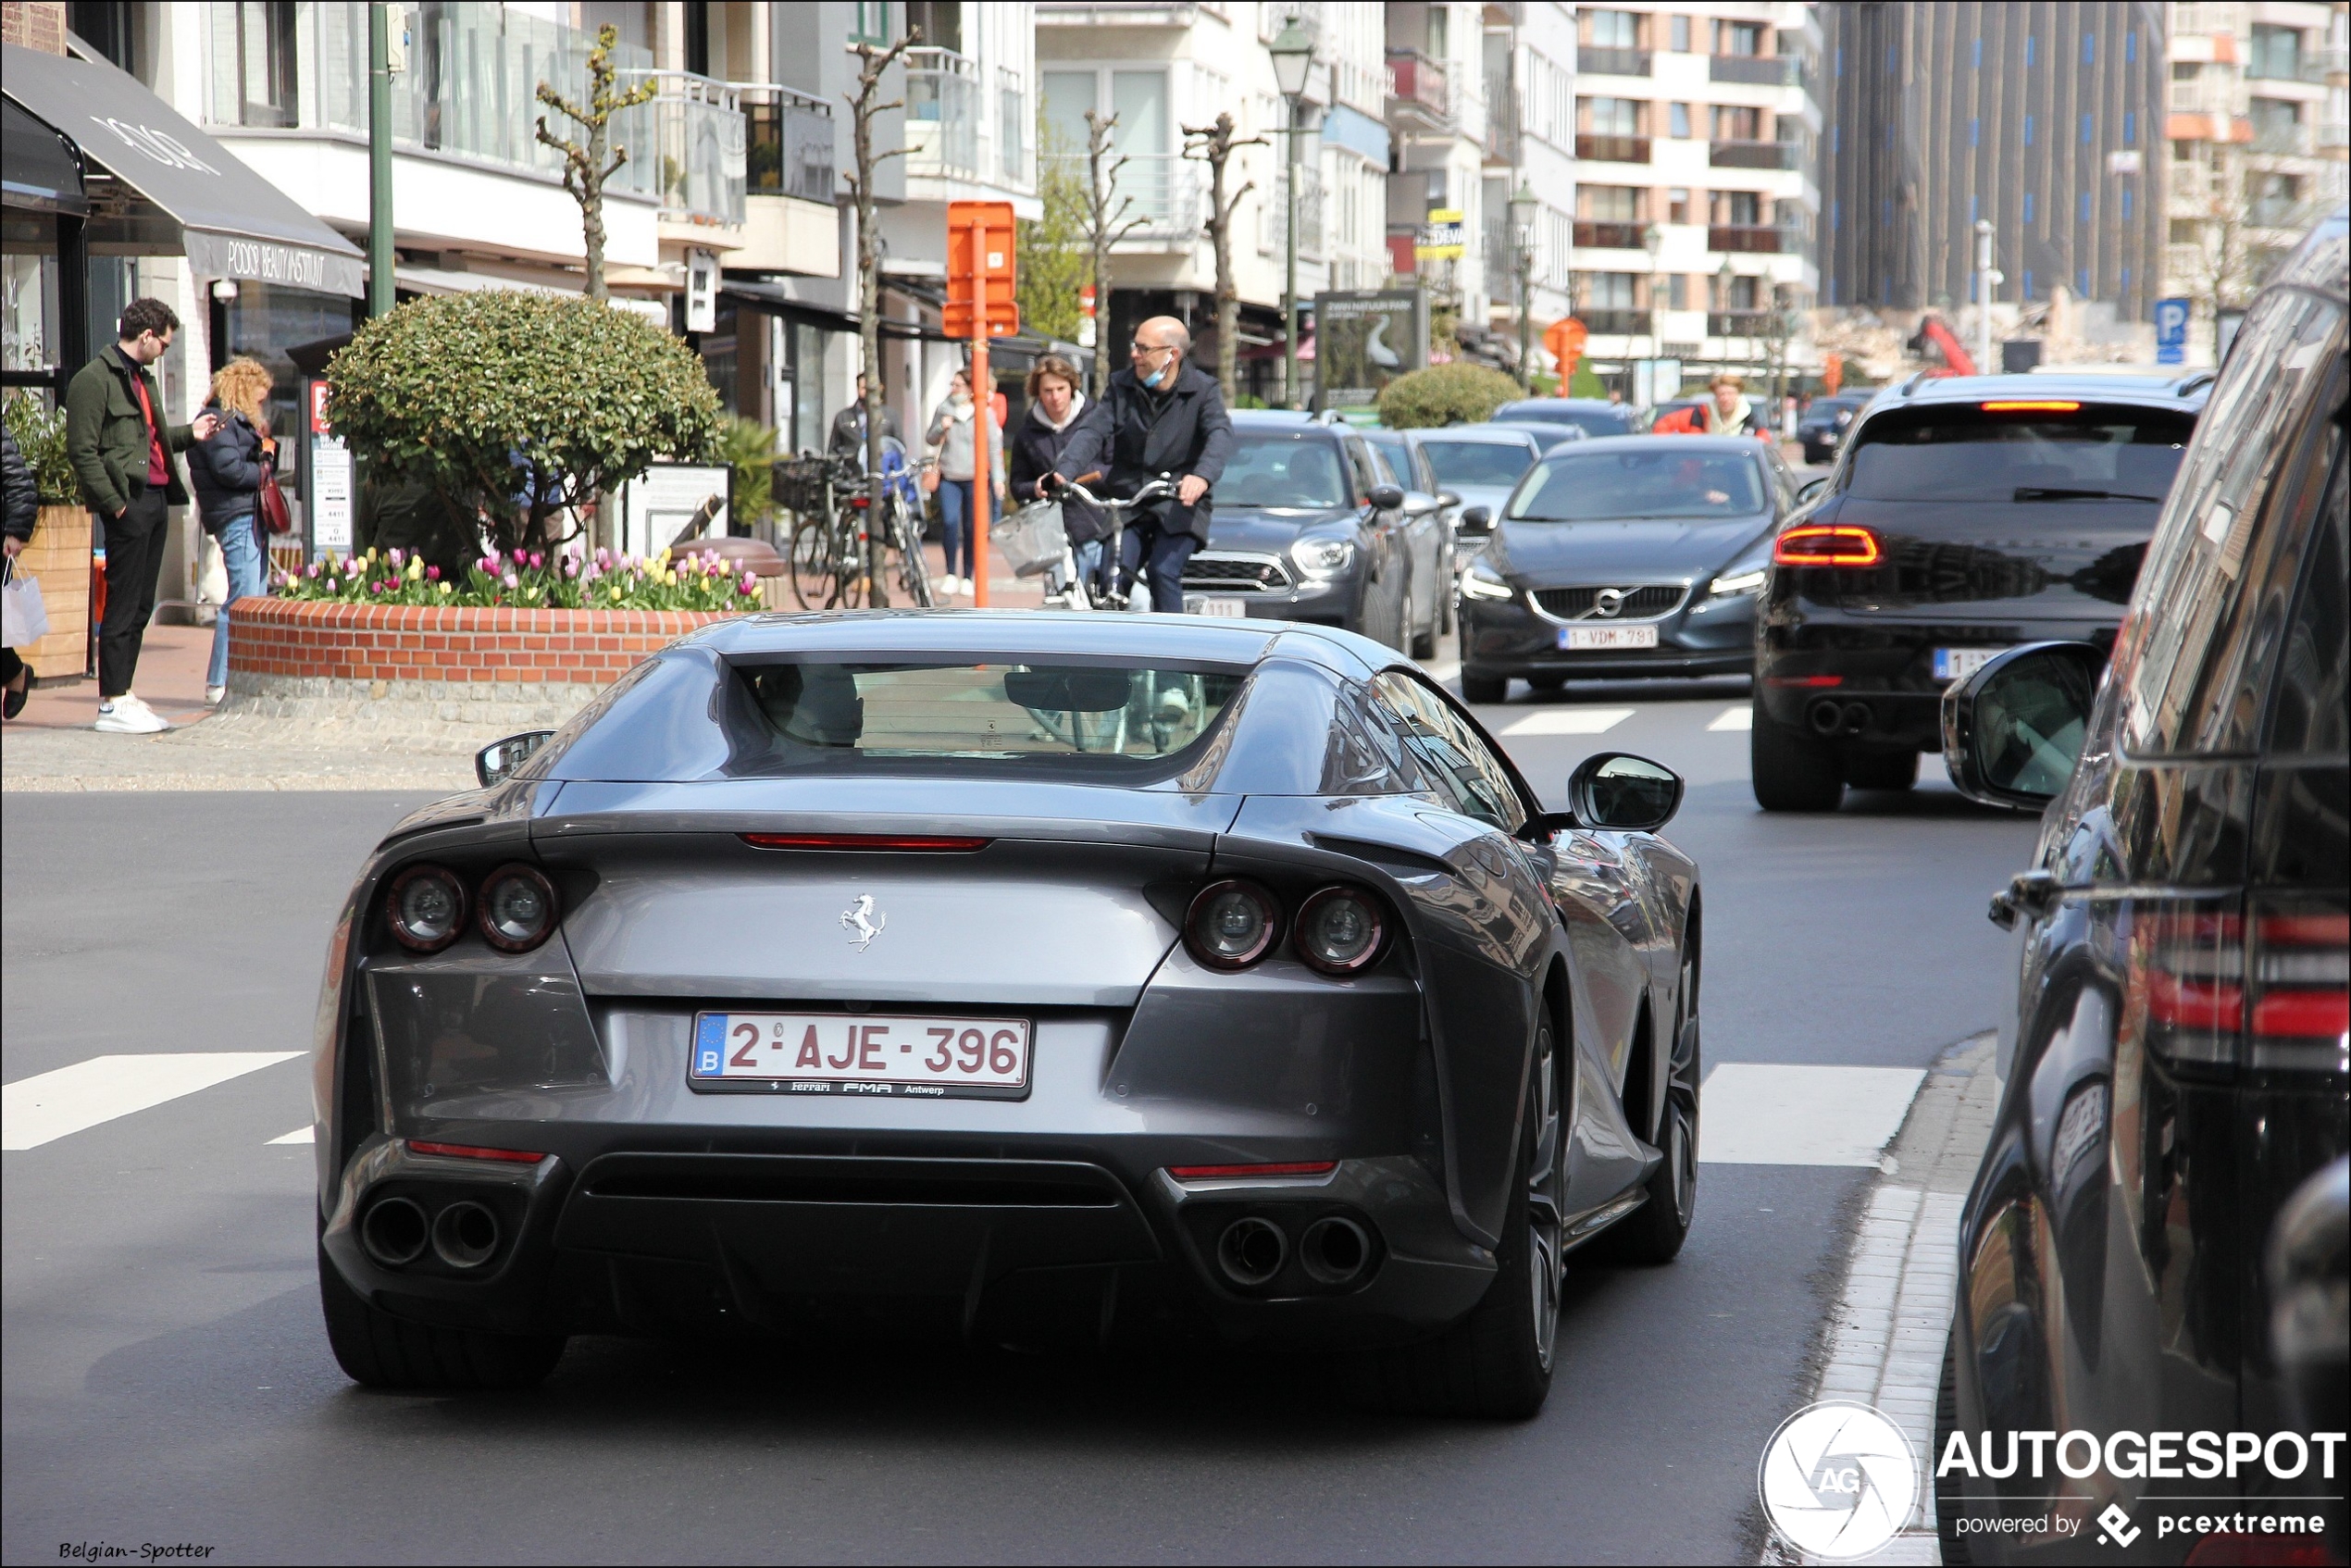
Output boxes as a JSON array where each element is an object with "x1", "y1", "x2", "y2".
[
  {"x1": 205, "y1": 685, "x2": 226, "y2": 705},
  {"x1": 95, "y1": 700, "x2": 168, "y2": 734},
  {"x1": 941, "y1": 575, "x2": 964, "y2": 596}
]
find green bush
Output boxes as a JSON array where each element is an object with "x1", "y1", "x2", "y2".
[
  {"x1": 1373, "y1": 363, "x2": 1523, "y2": 429},
  {"x1": 3, "y1": 392, "x2": 76, "y2": 503},
  {"x1": 324, "y1": 290, "x2": 720, "y2": 557}
]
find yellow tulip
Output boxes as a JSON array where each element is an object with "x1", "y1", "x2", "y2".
[
  {"x1": 439, "y1": 582, "x2": 453, "y2": 595},
  {"x1": 610, "y1": 584, "x2": 623, "y2": 600},
  {"x1": 407, "y1": 558, "x2": 424, "y2": 579}
]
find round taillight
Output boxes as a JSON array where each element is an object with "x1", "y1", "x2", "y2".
[
  {"x1": 387, "y1": 865, "x2": 466, "y2": 952},
  {"x1": 477, "y1": 864, "x2": 559, "y2": 952},
  {"x1": 1185, "y1": 879, "x2": 1280, "y2": 971},
  {"x1": 1296, "y1": 886, "x2": 1387, "y2": 975}
]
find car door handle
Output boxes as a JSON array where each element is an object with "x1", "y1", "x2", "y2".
[{"x1": 1989, "y1": 869, "x2": 2062, "y2": 928}]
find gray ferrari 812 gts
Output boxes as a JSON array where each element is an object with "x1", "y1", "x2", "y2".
[{"x1": 313, "y1": 612, "x2": 1703, "y2": 1417}]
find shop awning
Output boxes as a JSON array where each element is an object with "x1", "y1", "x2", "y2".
[
  {"x1": 2, "y1": 96, "x2": 86, "y2": 215},
  {"x1": 1, "y1": 42, "x2": 364, "y2": 296}
]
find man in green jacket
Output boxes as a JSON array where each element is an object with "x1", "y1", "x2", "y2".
[{"x1": 65, "y1": 297, "x2": 218, "y2": 732}]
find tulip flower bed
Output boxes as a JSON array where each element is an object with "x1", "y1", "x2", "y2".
[{"x1": 268, "y1": 544, "x2": 763, "y2": 611}]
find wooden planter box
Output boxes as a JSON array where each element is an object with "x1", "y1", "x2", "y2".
[{"x1": 17, "y1": 504, "x2": 92, "y2": 683}]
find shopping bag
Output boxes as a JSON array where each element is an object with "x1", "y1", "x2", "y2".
[
  {"x1": 2, "y1": 568, "x2": 51, "y2": 646},
  {"x1": 198, "y1": 533, "x2": 230, "y2": 605}
]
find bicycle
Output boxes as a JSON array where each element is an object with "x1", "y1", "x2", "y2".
[
  {"x1": 1043, "y1": 475, "x2": 1177, "y2": 612},
  {"x1": 788, "y1": 443, "x2": 931, "y2": 609}
]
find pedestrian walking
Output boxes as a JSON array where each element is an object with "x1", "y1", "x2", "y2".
[
  {"x1": 64, "y1": 297, "x2": 219, "y2": 733},
  {"x1": 925, "y1": 368, "x2": 1005, "y2": 599},
  {"x1": 189, "y1": 356, "x2": 277, "y2": 706},
  {"x1": 1047, "y1": 317, "x2": 1233, "y2": 615},
  {"x1": 2, "y1": 424, "x2": 37, "y2": 719},
  {"x1": 826, "y1": 372, "x2": 902, "y2": 462},
  {"x1": 1006, "y1": 355, "x2": 1106, "y2": 598}
]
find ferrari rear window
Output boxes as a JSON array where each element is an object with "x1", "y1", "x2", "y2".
[
  {"x1": 729, "y1": 660, "x2": 1246, "y2": 770},
  {"x1": 1846, "y1": 406, "x2": 2195, "y2": 504}
]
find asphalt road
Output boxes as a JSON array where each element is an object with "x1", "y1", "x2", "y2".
[{"x1": 1, "y1": 664, "x2": 2038, "y2": 1565}]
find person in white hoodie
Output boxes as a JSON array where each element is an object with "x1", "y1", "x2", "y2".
[{"x1": 924, "y1": 368, "x2": 1006, "y2": 597}]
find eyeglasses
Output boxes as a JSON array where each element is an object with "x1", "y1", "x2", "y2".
[{"x1": 1129, "y1": 340, "x2": 1175, "y2": 356}]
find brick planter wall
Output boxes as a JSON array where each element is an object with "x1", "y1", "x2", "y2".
[{"x1": 219, "y1": 597, "x2": 746, "y2": 741}]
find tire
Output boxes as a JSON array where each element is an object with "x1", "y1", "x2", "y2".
[
  {"x1": 1461, "y1": 669, "x2": 1509, "y2": 704},
  {"x1": 318, "y1": 1242, "x2": 566, "y2": 1391},
  {"x1": 1845, "y1": 748, "x2": 1920, "y2": 790},
  {"x1": 1751, "y1": 708, "x2": 1846, "y2": 812},
  {"x1": 788, "y1": 519, "x2": 838, "y2": 610},
  {"x1": 1592, "y1": 949, "x2": 1700, "y2": 1265},
  {"x1": 1409, "y1": 575, "x2": 1439, "y2": 659},
  {"x1": 1935, "y1": 1331, "x2": 1974, "y2": 1563},
  {"x1": 1355, "y1": 1019, "x2": 1563, "y2": 1420}
]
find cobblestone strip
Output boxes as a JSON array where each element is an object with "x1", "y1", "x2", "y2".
[{"x1": 1769, "y1": 1034, "x2": 2003, "y2": 1567}]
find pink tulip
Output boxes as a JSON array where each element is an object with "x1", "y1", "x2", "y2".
[
  {"x1": 502, "y1": 571, "x2": 518, "y2": 590},
  {"x1": 425, "y1": 565, "x2": 441, "y2": 581},
  {"x1": 479, "y1": 555, "x2": 500, "y2": 575},
  {"x1": 305, "y1": 561, "x2": 320, "y2": 579},
  {"x1": 388, "y1": 547, "x2": 404, "y2": 567},
  {"x1": 529, "y1": 551, "x2": 544, "y2": 569}
]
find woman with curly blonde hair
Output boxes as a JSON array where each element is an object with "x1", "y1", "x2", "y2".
[{"x1": 190, "y1": 356, "x2": 277, "y2": 703}]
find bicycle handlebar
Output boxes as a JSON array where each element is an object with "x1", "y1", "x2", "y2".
[{"x1": 1052, "y1": 476, "x2": 1178, "y2": 515}]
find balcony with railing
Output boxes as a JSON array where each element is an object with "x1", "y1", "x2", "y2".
[
  {"x1": 2320, "y1": 119, "x2": 2350, "y2": 151},
  {"x1": 1485, "y1": 73, "x2": 1521, "y2": 163},
  {"x1": 1581, "y1": 46, "x2": 1651, "y2": 77},
  {"x1": 1576, "y1": 133, "x2": 1652, "y2": 164},
  {"x1": 1260, "y1": 166, "x2": 1326, "y2": 260},
  {"x1": 1709, "y1": 224, "x2": 1787, "y2": 253},
  {"x1": 1577, "y1": 308, "x2": 1650, "y2": 336},
  {"x1": 1387, "y1": 48, "x2": 1452, "y2": 123},
  {"x1": 2247, "y1": 195, "x2": 2308, "y2": 228},
  {"x1": 1710, "y1": 139, "x2": 1798, "y2": 169},
  {"x1": 1574, "y1": 219, "x2": 1647, "y2": 249},
  {"x1": 1709, "y1": 309, "x2": 1777, "y2": 337},
  {"x1": 997, "y1": 68, "x2": 1027, "y2": 183},
  {"x1": 741, "y1": 84, "x2": 834, "y2": 204},
  {"x1": 1710, "y1": 55, "x2": 1797, "y2": 86},
  {"x1": 2169, "y1": 79, "x2": 2239, "y2": 116},
  {"x1": 1041, "y1": 152, "x2": 1200, "y2": 244},
  {"x1": 2248, "y1": 119, "x2": 2313, "y2": 155},
  {"x1": 905, "y1": 46, "x2": 981, "y2": 179},
  {"x1": 638, "y1": 71, "x2": 747, "y2": 226}
]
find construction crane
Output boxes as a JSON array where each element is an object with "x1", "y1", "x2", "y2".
[{"x1": 1905, "y1": 313, "x2": 1980, "y2": 378}]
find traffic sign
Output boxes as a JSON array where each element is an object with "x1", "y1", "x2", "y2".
[
  {"x1": 946, "y1": 201, "x2": 1019, "y2": 339},
  {"x1": 1544, "y1": 317, "x2": 1587, "y2": 384},
  {"x1": 2153, "y1": 296, "x2": 2190, "y2": 367}
]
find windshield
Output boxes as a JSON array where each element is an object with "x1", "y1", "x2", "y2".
[
  {"x1": 730, "y1": 661, "x2": 1245, "y2": 772},
  {"x1": 1498, "y1": 406, "x2": 1635, "y2": 437},
  {"x1": 1847, "y1": 407, "x2": 2196, "y2": 503},
  {"x1": 1419, "y1": 440, "x2": 1537, "y2": 489},
  {"x1": 1509, "y1": 448, "x2": 1769, "y2": 521},
  {"x1": 1219, "y1": 432, "x2": 1352, "y2": 508}
]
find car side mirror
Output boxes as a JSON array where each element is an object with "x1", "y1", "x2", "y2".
[
  {"x1": 476, "y1": 729, "x2": 556, "y2": 789},
  {"x1": 1460, "y1": 504, "x2": 1493, "y2": 532},
  {"x1": 1437, "y1": 490, "x2": 1462, "y2": 509},
  {"x1": 1367, "y1": 483, "x2": 1407, "y2": 512},
  {"x1": 1940, "y1": 641, "x2": 2105, "y2": 810},
  {"x1": 1401, "y1": 488, "x2": 1442, "y2": 516},
  {"x1": 1567, "y1": 752, "x2": 1684, "y2": 831},
  {"x1": 1796, "y1": 476, "x2": 1828, "y2": 505}
]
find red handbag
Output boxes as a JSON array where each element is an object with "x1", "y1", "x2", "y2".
[{"x1": 255, "y1": 442, "x2": 293, "y2": 534}]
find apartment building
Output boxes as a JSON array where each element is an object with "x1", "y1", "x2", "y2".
[
  {"x1": 1818, "y1": 2, "x2": 2166, "y2": 360},
  {"x1": 1566, "y1": 2, "x2": 1822, "y2": 397},
  {"x1": 1383, "y1": 2, "x2": 1498, "y2": 359},
  {"x1": 2162, "y1": 1, "x2": 2350, "y2": 364}
]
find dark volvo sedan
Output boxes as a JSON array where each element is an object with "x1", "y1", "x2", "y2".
[
  {"x1": 311, "y1": 613, "x2": 1705, "y2": 1418},
  {"x1": 1456, "y1": 436, "x2": 1801, "y2": 703}
]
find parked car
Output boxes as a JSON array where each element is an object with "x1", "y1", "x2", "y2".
[
  {"x1": 1176, "y1": 412, "x2": 1433, "y2": 653},
  {"x1": 1933, "y1": 209, "x2": 2345, "y2": 1564},
  {"x1": 1490, "y1": 397, "x2": 1643, "y2": 442},
  {"x1": 1358, "y1": 429, "x2": 1458, "y2": 653},
  {"x1": 314, "y1": 612, "x2": 1707, "y2": 1421},
  {"x1": 1369, "y1": 424, "x2": 1548, "y2": 573},
  {"x1": 1749, "y1": 368, "x2": 2214, "y2": 809},
  {"x1": 1455, "y1": 435, "x2": 1802, "y2": 703},
  {"x1": 1795, "y1": 392, "x2": 1872, "y2": 465}
]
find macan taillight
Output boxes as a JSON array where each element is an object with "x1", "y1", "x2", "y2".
[{"x1": 1773, "y1": 524, "x2": 1884, "y2": 567}]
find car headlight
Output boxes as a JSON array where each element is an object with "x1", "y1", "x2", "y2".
[
  {"x1": 1460, "y1": 559, "x2": 1516, "y2": 601},
  {"x1": 1289, "y1": 537, "x2": 1356, "y2": 578},
  {"x1": 1708, "y1": 567, "x2": 1768, "y2": 598},
  {"x1": 1835, "y1": 408, "x2": 1854, "y2": 427}
]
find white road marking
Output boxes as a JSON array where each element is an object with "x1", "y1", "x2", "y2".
[
  {"x1": 268, "y1": 1126, "x2": 315, "y2": 1145},
  {"x1": 1698, "y1": 1064, "x2": 1927, "y2": 1166},
  {"x1": 1499, "y1": 707, "x2": 1636, "y2": 736},
  {"x1": 3, "y1": 1052, "x2": 305, "y2": 1151},
  {"x1": 1707, "y1": 704, "x2": 1754, "y2": 731}
]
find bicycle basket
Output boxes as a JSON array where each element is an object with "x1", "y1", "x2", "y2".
[
  {"x1": 989, "y1": 499, "x2": 1067, "y2": 579},
  {"x1": 775, "y1": 457, "x2": 833, "y2": 517}
]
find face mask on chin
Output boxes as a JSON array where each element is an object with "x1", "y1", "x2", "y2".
[{"x1": 1140, "y1": 361, "x2": 1168, "y2": 389}]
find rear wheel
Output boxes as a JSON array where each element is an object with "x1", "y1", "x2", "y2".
[
  {"x1": 1460, "y1": 669, "x2": 1509, "y2": 704},
  {"x1": 789, "y1": 520, "x2": 838, "y2": 610},
  {"x1": 1593, "y1": 949, "x2": 1700, "y2": 1264},
  {"x1": 1845, "y1": 748, "x2": 1921, "y2": 790},
  {"x1": 1751, "y1": 708, "x2": 1846, "y2": 812},
  {"x1": 318, "y1": 1243, "x2": 565, "y2": 1391},
  {"x1": 1409, "y1": 574, "x2": 1439, "y2": 659},
  {"x1": 1355, "y1": 1019, "x2": 1562, "y2": 1420}
]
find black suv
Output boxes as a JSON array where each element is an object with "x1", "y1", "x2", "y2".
[
  {"x1": 1751, "y1": 370, "x2": 2212, "y2": 809},
  {"x1": 1934, "y1": 213, "x2": 2345, "y2": 1563}
]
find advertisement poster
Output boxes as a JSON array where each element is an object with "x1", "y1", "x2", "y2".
[
  {"x1": 306, "y1": 379, "x2": 353, "y2": 558},
  {"x1": 1313, "y1": 289, "x2": 1427, "y2": 411}
]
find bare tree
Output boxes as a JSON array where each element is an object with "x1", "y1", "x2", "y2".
[
  {"x1": 1079, "y1": 109, "x2": 1149, "y2": 396},
  {"x1": 843, "y1": 28, "x2": 921, "y2": 598},
  {"x1": 1181, "y1": 112, "x2": 1264, "y2": 403},
  {"x1": 535, "y1": 25, "x2": 658, "y2": 301}
]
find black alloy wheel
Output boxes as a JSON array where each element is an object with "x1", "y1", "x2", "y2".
[
  {"x1": 1596, "y1": 945, "x2": 1701, "y2": 1263},
  {"x1": 1750, "y1": 706, "x2": 1846, "y2": 812},
  {"x1": 1355, "y1": 1016, "x2": 1563, "y2": 1418}
]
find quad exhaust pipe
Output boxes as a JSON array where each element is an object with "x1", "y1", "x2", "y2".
[
  {"x1": 359, "y1": 1195, "x2": 501, "y2": 1271},
  {"x1": 432, "y1": 1201, "x2": 501, "y2": 1270},
  {"x1": 1300, "y1": 1216, "x2": 1372, "y2": 1286},
  {"x1": 1216, "y1": 1216, "x2": 1287, "y2": 1287},
  {"x1": 1808, "y1": 698, "x2": 1873, "y2": 738},
  {"x1": 1213, "y1": 1213, "x2": 1375, "y2": 1289},
  {"x1": 359, "y1": 1196, "x2": 429, "y2": 1267}
]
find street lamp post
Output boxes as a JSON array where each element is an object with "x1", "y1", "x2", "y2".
[
  {"x1": 1510, "y1": 181, "x2": 1537, "y2": 392},
  {"x1": 1972, "y1": 218, "x2": 1999, "y2": 375},
  {"x1": 1717, "y1": 254, "x2": 1738, "y2": 375},
  {"x1": 1641, "y1": 220, "x2": 1662, "y2": 368},
  {"x1": 1269, "y1": 19, "x2": 1313, "y2": 411}
]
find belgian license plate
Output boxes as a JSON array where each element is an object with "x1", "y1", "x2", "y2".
[
  {"x1": 1185, "y1": 594, "x2": 1249, "y2": 617},
  {"x1": 1561, "y1": 624, "x2": 1660, "y2": 651},
  {"x1": 690, "y1": 1012, "x2": 1031, "y2": 1100},
  {"x1": 1934, "y1": 646, "x2": 2009, "y2": 681}
]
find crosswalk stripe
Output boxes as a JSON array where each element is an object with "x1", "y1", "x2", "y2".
[
  {"x1": 3, "y1": 1052, "x2": 305, "y2": 1151},
  {"x1": 1707, "y1": 704, "x2": 1753, "y2": 731},
  {"x1": 1500, "y1": 707, "x2": 1636, "y2": 736},
  {"x1": 267, "y1": 1126, "x2": 315, "y2": 1146},
  {"x1": 1698, "y1": 1064, "x2": 1926, "y2": 1166}
]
